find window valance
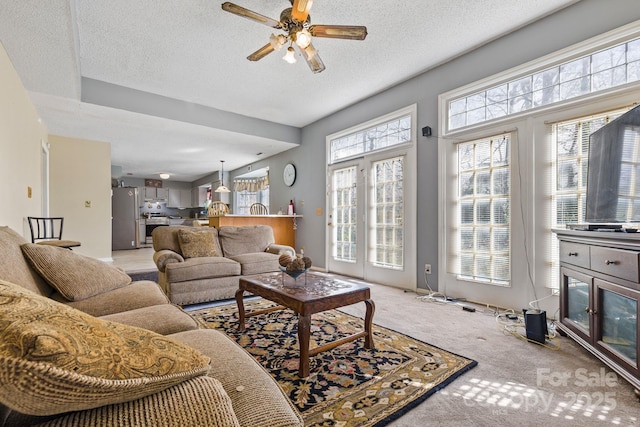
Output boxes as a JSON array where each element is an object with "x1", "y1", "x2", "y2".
[{"x1": 233, "y1": 175, "x2": 269, "y2": 192}]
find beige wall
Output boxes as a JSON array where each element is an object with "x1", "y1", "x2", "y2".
[
  {"x1": 1, "y1": 42, "x2": 112, "y2": 259},
  {"x1": 0, "y1": 42, "x2": 47, "y2": 235},
  {"x1": 48, "y1": 135, "x2": 112, "y2": 260}
]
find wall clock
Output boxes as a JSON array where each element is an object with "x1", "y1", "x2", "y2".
[{"x1": 283, "y1": 163, "x2": 296, "y2": 187}]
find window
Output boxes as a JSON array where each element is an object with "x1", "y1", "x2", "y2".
[
  {"x1": 448, "y1": 37, "x2": 640, "y2": 131},
  {"x1": 233, "y1": 175, "x2": 269, "y2": 214},
  {"x1": 456, "y1": 134, "x2": 511, "y2": 285},
  {"x1": 552, "y1": 110, "x2": 627, "y2": 226},
  {"x1": 330, "y1": 111, "x2": 412, "y2": 164}
]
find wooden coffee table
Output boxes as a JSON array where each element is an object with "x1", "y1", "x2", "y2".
[{"x1": 236, "y1": 272, "x2": 375, "y2": 378}]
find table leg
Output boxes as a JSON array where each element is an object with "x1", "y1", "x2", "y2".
[
  {"x1": 364, "y1": 299, "x2": 375, "y2": 349},
  {"x1": 298, "y1": 314, "x2": 311, "y2": 377},
  {"x1": 235, "y1": 289, "x2": 246, "y2": 331}
]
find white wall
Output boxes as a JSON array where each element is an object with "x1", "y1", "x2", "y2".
[
  {"x1": 49, "y1": 135, "x2": 112, "y2": 259},
  {"x1": 0, "y1": 42, "x2": 48, "y2": 235}
]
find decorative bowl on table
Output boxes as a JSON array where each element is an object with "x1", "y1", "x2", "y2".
[
  {"x1": 278, "y1": 254, "x2": 312, "y2": 282},
  {"x1": 279, "y1": 265, "x2": 310, "y2": 280}
]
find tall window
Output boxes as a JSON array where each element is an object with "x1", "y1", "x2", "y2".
[
  {"x1": 553, "y1": 110, "x2": 627, "y2": 226},
  {"x1": 457, "y1": 134, "x2": 511, "y2": 285},
  {"x1": 371, "y1": 156, "x2": 404, "y2": 269},
  {"x1": 332, "y1": 166, "x2": 358, "y2": 262}
]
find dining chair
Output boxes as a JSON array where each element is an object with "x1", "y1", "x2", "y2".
[
  {"x1": 249, "y1": 203, "x2": 268, "y2": 215},
  {"x1": 27, "y1": 217, "x2": 81, "y2": 250},
  {"x1": 207, "y1": 201, "x2": 230, "y2": 216}
]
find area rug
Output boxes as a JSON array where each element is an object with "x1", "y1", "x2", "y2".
[
  {"x1": 127, "y1": 269, "x2": 158, "y2": 282},
  {"x1": 190, "y1": 299, "x2": 477, "y2": 427}
]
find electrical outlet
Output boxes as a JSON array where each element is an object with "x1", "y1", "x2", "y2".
[{"x1": 425, "y1": 263, "x2": 432, "y2": 274}]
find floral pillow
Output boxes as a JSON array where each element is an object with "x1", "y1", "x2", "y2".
[
  {"x1": 0, "y1": 279, "x2": 211, "y2": 416},
  {"x1": 177, "y1": 229, "x2": 218, "y2": 259}
]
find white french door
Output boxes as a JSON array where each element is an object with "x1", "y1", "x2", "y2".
[{"x1": 327, "y1": 148, "x2": 416, "y2": 290}]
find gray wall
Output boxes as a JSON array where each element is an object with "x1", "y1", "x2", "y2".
[{"x1": 262, "y1": 0, "x2": 640, "y2": 291}]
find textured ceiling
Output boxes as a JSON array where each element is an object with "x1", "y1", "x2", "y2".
[{"x1": 0, "y1": 0, "x2": 577, "y2": 181}]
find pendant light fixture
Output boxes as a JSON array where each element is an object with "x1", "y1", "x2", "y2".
[{"x1": 215, "y1": 160, "x2": 230, "y2": 193}]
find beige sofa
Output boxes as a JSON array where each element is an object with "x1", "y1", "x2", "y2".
[
  {"x1": 152, "y1": 225, "x2": 295, "y2": 306},
  {"x1": 0, "y1": 226, "x2": 303, "y2": 427}
]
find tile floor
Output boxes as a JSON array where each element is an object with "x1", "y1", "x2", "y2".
[{"x1": 111, "y1": 247, "x2": 156, "y2": 273}]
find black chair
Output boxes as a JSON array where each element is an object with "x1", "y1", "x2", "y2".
[{"x1": 27, "y1": 217, "x2": 81, "y2": 250}]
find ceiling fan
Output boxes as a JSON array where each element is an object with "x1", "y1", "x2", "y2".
[{"x1": 221, "y1": 0, "x2": 367, "y2": 74}]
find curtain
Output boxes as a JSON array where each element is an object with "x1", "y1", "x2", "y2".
[{"x1": 233, "y1": 175, "x2": 269, "y2": 192}]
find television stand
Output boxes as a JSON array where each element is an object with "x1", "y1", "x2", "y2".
[{"x1": 554, "y1": 229, "x2": 640, "y2": 399}]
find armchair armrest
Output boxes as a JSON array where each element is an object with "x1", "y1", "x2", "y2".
[
  {"x1": 153, "y1": 249, "x2": 185, "y2": 273},
  {"x1": 265, "y1": 244, "x2": 296, "y2": 258}
]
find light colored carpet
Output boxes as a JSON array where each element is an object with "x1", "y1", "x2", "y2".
[{"x1": 336, "y1": 283, "x2": 639, "y2": 426}]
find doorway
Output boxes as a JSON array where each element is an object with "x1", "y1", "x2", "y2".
[{"x1": 327, "y1": 148, "x2": 416, "y2": 290}]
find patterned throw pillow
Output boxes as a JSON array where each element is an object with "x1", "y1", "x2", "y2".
[
  {"x1": 177, "y1": 229, "x2": 218, "y2": 259},
  {"x1": 21, "y1": 243, "x2": 132, "y2": 301},
  {"x1": 0, "y1": 279, "x2": 211, "y2": 416}
]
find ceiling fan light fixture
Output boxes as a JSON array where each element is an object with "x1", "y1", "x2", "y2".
[
  {"x1": 283, "y1": 46, "x2": 297, "y2": 64},
  {"x1": 294, "y1": 29, "x2": 312, "y2": 49},
  {"x1": 269, "y1": 33, "x2": 286, "y2": 50}
]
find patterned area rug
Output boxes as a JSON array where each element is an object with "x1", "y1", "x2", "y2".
[{"x1": 190, "y1": 299, "x2": 477, "y2": 427}]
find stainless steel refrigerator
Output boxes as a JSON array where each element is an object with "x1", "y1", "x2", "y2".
[{"x1": 112, "y1": 187, "x2": 140, "y2": 250}]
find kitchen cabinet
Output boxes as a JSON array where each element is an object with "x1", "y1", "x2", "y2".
[
  {"x1": 555, "y1": 229, "x2": 640, "y2": 398},
  {"x1": 168, "y1": 189, "x2": 193, "y2": 208},
  {"x1": 192, "y1": 187, "x2": 208, "y2": 208},
  {"x1": 144, "y1": 186, "x2": 168, "y2": 201}
]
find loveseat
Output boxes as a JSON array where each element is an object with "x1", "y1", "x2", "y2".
[
  {"x1": 0, "y1": 226, "x2": 303, "y2": 427},
  {"x1": 152, "y1": 225, "x2": 295, "y2": 306}
]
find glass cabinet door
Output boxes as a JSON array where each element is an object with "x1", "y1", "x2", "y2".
[
  {"x1": 560, "y1": 267, "x2": 593, "y2": 342},
  {"x1": 594, "y1": 279, "x2": 639, "y2": 374}
]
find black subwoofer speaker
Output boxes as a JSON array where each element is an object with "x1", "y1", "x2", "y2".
[{"x1": 523, "y1": 309, "x2": 548, "y2": 344}]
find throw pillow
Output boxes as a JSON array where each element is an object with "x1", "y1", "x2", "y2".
[
  {"x1": 177, "y1": 228, "x2": 218, "y2": 259},
  {"x1": 21, "y1": 243, "x2": 132, "y2": 301},
  {"x1": 0, "y1": 279, "x2": 211, "y2": 416}
]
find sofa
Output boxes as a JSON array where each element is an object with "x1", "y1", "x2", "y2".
[
  {"x1": 152, "y1": 225, "x2": 295, "y2": 306},
  {"x1": 0, "y1": 226, "x2": 303, "y2": 427}
]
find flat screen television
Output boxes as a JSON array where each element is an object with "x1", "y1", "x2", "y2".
[{"x1": 585, "y1": 104, "x2": 640, "y2": 224}]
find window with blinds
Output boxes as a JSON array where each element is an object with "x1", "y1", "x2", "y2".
[
  {"x1": 456, "y1": 134, "x2": 511, "y2": 285},
  {"x1": 548, "y1": 108, "x2": 629, "y2": 287}
]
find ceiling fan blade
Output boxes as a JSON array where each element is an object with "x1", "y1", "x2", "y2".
[
  {"x1": 298, "y1": 42, "x2": 325, "y2": 74},
  {"x1": 247, "y1": 43, "x2": 275, "y2": 61},
  {"x1": 309, "y1": 25, "x2": 368, "y2": 40},
  {"x1": 221, "y1": 2, "x2": 281, "y2": 28},
  {"x1": 291, "y1": 0, "x2": 313, "y2": 23}
]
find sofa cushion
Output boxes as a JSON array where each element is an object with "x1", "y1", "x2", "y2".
[
  {"x1": 21, "y1": 243, "x2": 131, "y2": 301},
  {"x1": 218, "y1": 225, "x2": 275, "y2": 257},
  {"x1": 3, "y1": 376, "x2": 241, "y2": 427},
  {"x1": 0, "y1": 226, "x2": 53, "y2": 297},
  {"x1": 228, "y1": 252, "x2": 280, "y2": 275},
  {"x1": 171, "y1": 329, "x2": 304, "y2": 427},
  {"x1": 178, "y1": 228, "x2": 218, "y2": 259},
  {"x1": 52, "y1": 280, "x2": 170, "y2": 317},
  {"x1": 0, "y1": 280, "x2": 211, "y2": 416},
  {"x1": 165, "y1": 256, "x2": 241, "y2": 283}
]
